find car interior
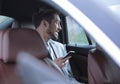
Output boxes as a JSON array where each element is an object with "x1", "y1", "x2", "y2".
[{"x1": 0, "y1": 0, "x2": 120, "y2": 84}]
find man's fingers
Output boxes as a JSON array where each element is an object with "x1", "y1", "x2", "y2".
[{"x1": 63, "y1": 56, "x2": 72, "y2": 61}]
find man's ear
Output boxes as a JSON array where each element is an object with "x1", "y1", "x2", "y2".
[{"x1": 41, "y1": 20, "x2": 49, "y2": 29}]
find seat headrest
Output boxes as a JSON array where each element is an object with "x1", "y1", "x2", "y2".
[
  {"x1": 2, "y1": 28, "x2": 48, "y2": 63},
  {"x1": 12, "y1": 21, "x2": 35, "y2": 29}
]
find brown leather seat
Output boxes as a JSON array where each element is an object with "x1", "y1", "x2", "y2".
[
  {"x1": 0, "y1": 30, "x2": 3, "y2": 59},
  {"x1": 88, "y1": 46, "x2": 120, "y2": 84},
  {"x1": 0, "y1": 28, "x2": 48, "y2": 84}
]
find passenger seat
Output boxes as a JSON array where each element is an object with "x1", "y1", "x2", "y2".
[
  {"x1": 88, "y1": 44, "x2": 120, "y2": 84},
  {"x1": 0, "y1": 28, "x2": 49, "y2": 84}
]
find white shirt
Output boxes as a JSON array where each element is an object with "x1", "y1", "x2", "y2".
[{"x1": 46, "y1": 39, "x2": 82, "y2": 84}]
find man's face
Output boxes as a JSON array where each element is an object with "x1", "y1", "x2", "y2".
[{"x1": 46, "y1": 14, "x2": 62, "y2": 40}]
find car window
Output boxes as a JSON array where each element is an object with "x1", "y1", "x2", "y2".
[
  {"x1": 0, "y1": 15, "x2": 14, "y2": 29},
  {"x1": 66, "y1": 16, "x2": 96, "y2": 46}
]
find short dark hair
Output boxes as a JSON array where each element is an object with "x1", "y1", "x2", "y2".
[{"x1": 32, "y1": 7, "x2": 59, "y2": 28}]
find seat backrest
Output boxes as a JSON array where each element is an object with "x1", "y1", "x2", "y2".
[
  {"x1": 2, "y1": 28, "x2": 48, "y2": 63},
  {"x1": 0, "y1": 28, "x2": 49, "y2": 84},
  {"x1": 0, "y1": 30, "x2": 3, "y2": 59},
  {"x1": 88, "y1": 46, "x2": 120, "y2": 84}
]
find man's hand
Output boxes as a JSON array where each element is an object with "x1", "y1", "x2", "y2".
[{"x1": 54, "y1": 56, "x2": 71, "y2": 68}]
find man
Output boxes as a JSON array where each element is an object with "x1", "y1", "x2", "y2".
[{"x1": 32, "y1": 7, "x2": 82, "y2": 84}]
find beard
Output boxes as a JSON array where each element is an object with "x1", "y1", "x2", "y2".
[{"x1": 47, "y1": 31, "x2": 59, "y2": 40}]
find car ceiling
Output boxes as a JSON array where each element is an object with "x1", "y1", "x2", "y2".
[
  {"x1": 0, "y1": 0, "x2": 48, "y2": 22},
  {"x1": 99, "y1": 0, "x2": 120, "y2": 6}
]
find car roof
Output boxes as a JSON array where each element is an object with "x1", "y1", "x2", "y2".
[{"x1": 1, "y1": 0, "x2": 47, "y2": 22}]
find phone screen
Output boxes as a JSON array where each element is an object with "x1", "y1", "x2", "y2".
[{"x1": 63, "y1": 51, "x2": 75, "y2": 59}]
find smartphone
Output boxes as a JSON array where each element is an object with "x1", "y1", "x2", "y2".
[{"x1": 63, "y1": 51, "x2": 75, "y2": 59}]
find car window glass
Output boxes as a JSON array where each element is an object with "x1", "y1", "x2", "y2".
[
  {"x1": 66, "y1": 16, "x2": 95, "y2": 46},
  {"x1": 0, "y1": 15, "x2": 14, "y2": 29}
]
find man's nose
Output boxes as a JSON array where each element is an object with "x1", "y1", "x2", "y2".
[{"x1": 58, "y1": 24, "x2": 62, "y2": 31}]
